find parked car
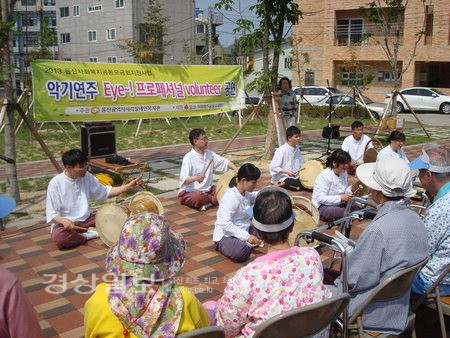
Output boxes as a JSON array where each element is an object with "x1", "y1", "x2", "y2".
[
  {"x1": 293, "y1": 86, "x2": 341, "y2": 104},
  {"x1": 384, "y1": 87, "x2": 450, "y2": 114},
  {"x1": 313, "y1": 94, "x2": 389, "y2": 119}
]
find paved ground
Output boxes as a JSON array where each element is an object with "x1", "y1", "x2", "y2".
[{"x1": 1, "y1": 127, "x2": 450, "y2": 337}]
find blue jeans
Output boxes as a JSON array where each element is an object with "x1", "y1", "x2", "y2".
[{"x1": 411, "y1": 272, "x2": 450, "y2": 296}]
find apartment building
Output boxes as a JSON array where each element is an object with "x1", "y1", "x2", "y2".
[
  {"x1": 293, "y1": 0, "x2": 450, "y2": 100},
  {"x1": 56, "y1": 0, "x2": 196, "y2": 64},
  {"x1": 13, "y1": 0, "x2": 58, "y2": 91}
]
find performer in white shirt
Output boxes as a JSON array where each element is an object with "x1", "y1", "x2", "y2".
[
  {"x1": 269, "y1": 126, "x2": 304, "y2": 190},
  {"x1": 312, "y1": 149, "x2": 354, "y2": 222},
  {"x1": 377, "y1": 130, "x2": 409, "y2": 162},
  {"x1": 213, "y1": 163, "x2": 263, "y2": 262},
  {"x1": 341, "y1": 121, "x2": 373, "y2": 174},
  {"x1": 178, "y1": 128, "x2": 237, "y2": 211}
]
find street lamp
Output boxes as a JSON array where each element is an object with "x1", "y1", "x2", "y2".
[{"x1": 195, "y1": 7, "x2": 213, "y2": 65}]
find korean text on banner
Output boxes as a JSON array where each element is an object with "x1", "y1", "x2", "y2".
[{"x1": 31, "y1": 60, "x2": 245, "y2": 122}]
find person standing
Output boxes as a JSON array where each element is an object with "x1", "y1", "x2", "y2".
[
  {"x1": 46, "y1": 149, "x2": 141, "y2": 250},
  {"x1": 178, "y1": 128, "x2": 237, "y2": 211},
  {"x1": 409, "y1": 144, "x2": 450, "y2": 295},
  {"x1": 269, "y1": 126, "x2": 304, "y2": 191},
  {"x1": 278, "y1": 77, "x2": 298, "y2": 127}
]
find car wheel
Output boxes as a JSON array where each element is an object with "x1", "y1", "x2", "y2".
[
  {"x1": 440, "y1": 102, "x2": 450, "y2": 114},
  {"x1": 396, "y1": 102, "x2": 404, "y2": 114},
  {"x1": 370, "y1": 111, "x2": 380, "y2": 120}
]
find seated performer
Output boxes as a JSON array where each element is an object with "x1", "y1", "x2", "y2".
[
  {"x1": 178, "y1": 128, "x2": 237, "y2": 211},
  {"x1": 46, "y1": 149, "x2": 141, "y2": 250},
  {"x1": 84, "y1": 212, "x2": 210, "y2": 337},
  {"x1": 205, "y1": 187, "x2": 331, "y2": 337},
  {"x1": 410, "y1": 144, "x2": 450, "y2": 296},
  {"x1": 312, "y1": 149, "x2": 353, "y2": 222},
  {"x1": 278, "y1": 77, "x2": 298, "y2": 127},
  {"x1": 341, "y1": 120, "x2": 373, "y2": 174},
  {"x1": 377, "y1": 130, "x2": 409, "y2": 162},
  {"x1": 331, "y1": 158, "x2": 428, "y2": 334},
  {"x1": 213, "y1": 163, "x2": 263, "y2": 262},
  {"x1": 269, "y1": 125, "x2": 304, "y2": 191}
]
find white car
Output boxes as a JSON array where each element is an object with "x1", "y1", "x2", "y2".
[
  {"x1": 384, "y1": 87, "x2": 450, "y2": 114},
  {"x1": 293, "y1": 86, "x2": 341, "y2": 104},
  {"x1": 313, "y1": 94, "x2": 389, "y2": 119}
]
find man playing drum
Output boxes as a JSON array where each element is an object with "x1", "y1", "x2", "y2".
[
  {"x1": 341, "y1": 121, "x2": 373, "y2": 175},
  {"x1": 46, "y1": 149, "x2": 141, "y2": 250},
  {"x1": 178, "y1": 128, "x2": 237, "y2": 211},
  {"x1": 269, "y1": 126, "x2": 304, "y2": 191}
]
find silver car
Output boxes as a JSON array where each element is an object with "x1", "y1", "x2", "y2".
[
  {"x1": 293, "y1": 86, "x2": 340, "y2": 104},
  {"x1": 384, "y1": 87, "x2": 450, "y2": 114},
  {"x1": 313, "y1": 94, "x2": 388, "y2": 119}
]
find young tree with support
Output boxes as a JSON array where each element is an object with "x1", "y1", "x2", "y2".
[
  {"x1": 215, "y1": 0, "x2": 302, "y2": 159},
  {"x1": 360, "y1": 0, "x2": 429, "y2": 137}
]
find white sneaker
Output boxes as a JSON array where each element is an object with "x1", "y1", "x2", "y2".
[{"x1": 85, "y1": 230, "x2": 99, "y2": 241}]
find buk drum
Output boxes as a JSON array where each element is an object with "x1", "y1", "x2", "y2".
[
  {"x1": 363, "y1": 138, "x2": 383, "y2": 163},
  {"x1": 351, "y1": 179, "x2": 370, "y2": 197},
  {"x1": 299, "y1": 160, "x2": 324, "y2": 190},
  {"x1": 289, "y1": 196, "x2": 320, "y2": 247},
  {"x1": 96, "y1": 204, "x2": 129, "y2": 247},
  {"x1": 128, "y1": 191, "x2": 164, "y2": 216},
  {"x1": 215, "y1": 171, "x2": 237, "y2": 203}
]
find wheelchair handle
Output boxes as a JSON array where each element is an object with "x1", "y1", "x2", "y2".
[{"x1": 311, "y1": 231, "x2": 334, "y2": 245}]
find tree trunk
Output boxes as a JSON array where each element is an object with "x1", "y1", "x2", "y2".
[{"x1": 2, "y1": 0, "x2": 21, "y2": 201}]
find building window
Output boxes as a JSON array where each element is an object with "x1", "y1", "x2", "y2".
[
  {"x1": 24, "y1": 35, "x2": 39, "y2": 46},
  {"x1": 48, "y1": 17, "x2": 57, "y2": 27},
  {"x1": 115, "y1": 0, "x2": 124, "y2": 8},
  {"x1": 89, "y1": 57, "x2": 98, "y2": 62},
  {"x1": 106, "y1": 28, "x2": 116, "y2": 41},
  {"x1": 44, "y1": 0, "x2": 56, "y2": 5},
  {"x1": 22, "y1": 17, "x2": 37, "y2": 26},
  {"x1": 107, "y1": 56, "x2": 118, "y2": 63},
  {"x1": 87, "y1": 5, "x2": 102, "y2": 12},
  {"x1": 284, "y1": 56, "x2": 292, "y2": 69},
  {"x1": 60, "y1": 33, "x2": 71, "y2": 43},
  {"x1": 305, "y1": 71, "x2": 314, "y2": 86},
  {"x1": 377, "y1": 71, "x2": 399, "y2": 82},
  {"x1": 196, "y1": 24, "x2": 205, "y2": 34},
  {"x1": 88, "y1": 30, "x2": 97, "y2": 42},
  {"x1": 336, "y1": 19, "x2": 363, "y2": 46},
  {"x1": 424, "y1": 5, "x2": 433, "y2": 45},
  {"x1": 60, "y1": 7, "x2": 69, "y2": 17},
  {"x1": 342, "y1": 71, "x2": 364, "y2": 86},
  {"x1": 21, "y1": 0, "x2": 36, "y2": 5},
  {"x1": 73, "y1": 5, "x2": 80, "y2": 17}
]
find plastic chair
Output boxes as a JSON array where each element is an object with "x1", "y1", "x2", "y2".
[
  {"x1": 253, "y1": 293, "x2": 350, "y2": 338},
  {"x1": 176, "y1": 326, "x2": 225, "y2": 338},
  {"x1": 347, "y1": 257, "x2": 428, "y2": 338},
  {"x1": 411, "y1": 264, "x2": 450, "y2": 338}
]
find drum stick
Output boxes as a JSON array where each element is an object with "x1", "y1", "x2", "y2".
[
  {"x1": 73, "y1": 225, "x2": 88, "y2": 232},
  {"x1": 201, "y1": 159, "x2": 213, "y2": 176},
  {"x1": 353, "y1": 185, "x2": 363, "y2": 195},
  {"x1": 286, "y1": 184, "x2": 300, "y2": 191}
]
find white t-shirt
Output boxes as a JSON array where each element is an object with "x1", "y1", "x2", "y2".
[
  {"x1": 312, "y1": 167, "x2": 352, "y2": 208},
  {"x1": 341, "y1": 134, "x2": 373, "y2": 164},
  {"x1": 46, "y1": 171, "x2": 111, "y2": 228},
  {"x1": 269, "y1": 143, "x2": 304, "y2": 184},
  {"x1": 213, "y1": 187, "x2": 258, "y2": 242},
  {"x1": 377, "y1": 145, "x2": 409, "y2": 162},
  {"x1": 179, "y1": 148, "x2": 229, "y2": 193}
]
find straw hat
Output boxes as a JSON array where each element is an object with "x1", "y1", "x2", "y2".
[
  {"x1": 106, "y1": 212, "x2": 185, "y2": 282},
  {"x1": 96, "y1": 204, "x2": 129, "y2": 247}
]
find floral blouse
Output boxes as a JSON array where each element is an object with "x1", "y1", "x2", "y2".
[{"x1": 215, "y1": 247, "x2": 331, "y2": 338}]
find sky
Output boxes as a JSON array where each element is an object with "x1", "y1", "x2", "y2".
[{"x1": 195, "y1": 0, "x2": 258, "y2": 47}]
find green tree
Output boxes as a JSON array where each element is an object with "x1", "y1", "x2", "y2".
[
  {"x1": 215, "y1": 0, "x2": 302, "y2": 158},
  {"x1": 1, "y1": 0, "x2": 21, "y2": 201},
  {"x1": 360, "y1": 0, "x2": 426, "y2": 115},
  {"x1": 117, "y1": 0, "x2": 170, "y2": 64}
]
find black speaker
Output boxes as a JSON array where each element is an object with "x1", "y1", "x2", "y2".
[{"x1": 81, "y1": 122, "x2": 116, "y2": 158}]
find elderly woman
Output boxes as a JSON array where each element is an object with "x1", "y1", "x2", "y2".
[
  {"x1": 205, "y1": 187, "x2": 331, "y2": 338},
  {"x1": 312, "y1": 149, "x2": 354, "y2": 222},
  {"x1": 84, "y1": 212, "x2": 209, "y2": 337}
]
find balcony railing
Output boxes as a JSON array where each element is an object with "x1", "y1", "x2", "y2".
[{"x1": 335, "y1": 22, "x2": 404, "y2": 47}]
